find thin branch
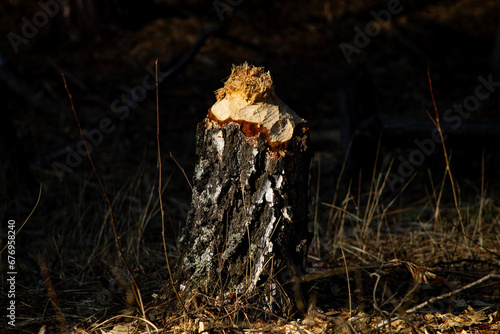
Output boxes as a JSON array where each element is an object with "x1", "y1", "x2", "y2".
[
  {"x1": 169, "y1": 152, "x2": 209, "y2": 224},
  {"x1": 62, "y1": 74, "x2": 149, "y2": 328},
  {"x1": 156, "y1": 59, "x2": 187, "y2": 314},
  {"x1": 408, "y1": 272, "x2": 498, "y2": 314},
  {"x1": 46, "y1": 26, "x2": 212, "y2": 165}
]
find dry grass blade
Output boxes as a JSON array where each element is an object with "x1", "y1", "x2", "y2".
[
  {"x1": 0, "y1": 183, "x2": 42, "y2": 256},
  {"x1": 340, "y1": 246, "x2": 352, "y2": 318},
  {"x1": 426, "y1": 68, "x2": 461, "y2": 222},
  {"x1": 38, "y1": 253, "x2": 68, "y2": 333},
  {"x1": 89, "y1": 314, "x2": 159, "y2": 333}
]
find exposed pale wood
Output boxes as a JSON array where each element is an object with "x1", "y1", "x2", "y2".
[
  {"x1": 210, "y1": 62, "x2": 304, "y2": 144},
  {"x1": 167, "y1": 63, "x2": 312, "y2": 316}
]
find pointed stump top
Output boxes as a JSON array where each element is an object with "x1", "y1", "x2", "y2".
[{"x1": 209, "y1": 62, "x2": 305, "y2": 145}]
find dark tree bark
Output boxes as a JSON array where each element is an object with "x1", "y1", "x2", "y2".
[{"x1": 170, "y1": 63, "x2": 312, "y2": 315}]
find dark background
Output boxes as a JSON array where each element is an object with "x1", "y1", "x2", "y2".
[
  {"x1": 1, "y1": 0, "x2": 500, "y2": 331},
  {"x1": 2, "y1": 0, "x2": 500, "y2": 204}
]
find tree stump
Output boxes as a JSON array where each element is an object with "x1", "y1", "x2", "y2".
[{"x1": 173, "y1": 63, "x2": 312, "y2": 315}]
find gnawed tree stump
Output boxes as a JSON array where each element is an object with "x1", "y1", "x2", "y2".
[{"x1": 173, "y1": 63, "x2": 312, "y2": 315}]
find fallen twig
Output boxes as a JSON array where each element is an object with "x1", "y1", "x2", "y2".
[
  {"x1": 300, "y1": 262, "x2": 403, "y2": 283},
  {"x1": 375, "y1": 271, "x2": 499, "y2": 329}
]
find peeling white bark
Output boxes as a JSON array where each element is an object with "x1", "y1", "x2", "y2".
[
  {"x1": 212, "y1": 130, "x2": 224, "y2": 158},
  {"x1": 172, "y1": 63, "x2": 312, "y2": 315},
  {"x1": 250, "y1": 214, "x2": 276, "y2": 291}
]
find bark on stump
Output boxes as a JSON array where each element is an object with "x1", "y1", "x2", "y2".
[{"x1": 173, "y1": 63, "x2": 311, "y2": 315}]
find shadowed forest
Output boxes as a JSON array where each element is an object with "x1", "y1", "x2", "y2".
[{"x1": 1, "y1": 1, "x2": 500, "y2": 333}]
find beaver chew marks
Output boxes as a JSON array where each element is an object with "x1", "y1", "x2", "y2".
[
  {"x1": 210, "y1": 62, "x2": 304, "y2": 144},
  {"x1": 168, "y1": 62, "x2": 312, "y2": 316}
]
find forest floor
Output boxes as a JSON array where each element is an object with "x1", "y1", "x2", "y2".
[{"x1": 1, "y1": 0, "x2": 500, "y2": 333}]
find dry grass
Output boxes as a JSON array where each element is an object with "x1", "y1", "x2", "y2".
[
  {"x1": 60, "y1": 153, "x2": 500, "y2": 334},
  {"x1": 3, "y1": 72, "x2": 500, "y2": 334}
]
